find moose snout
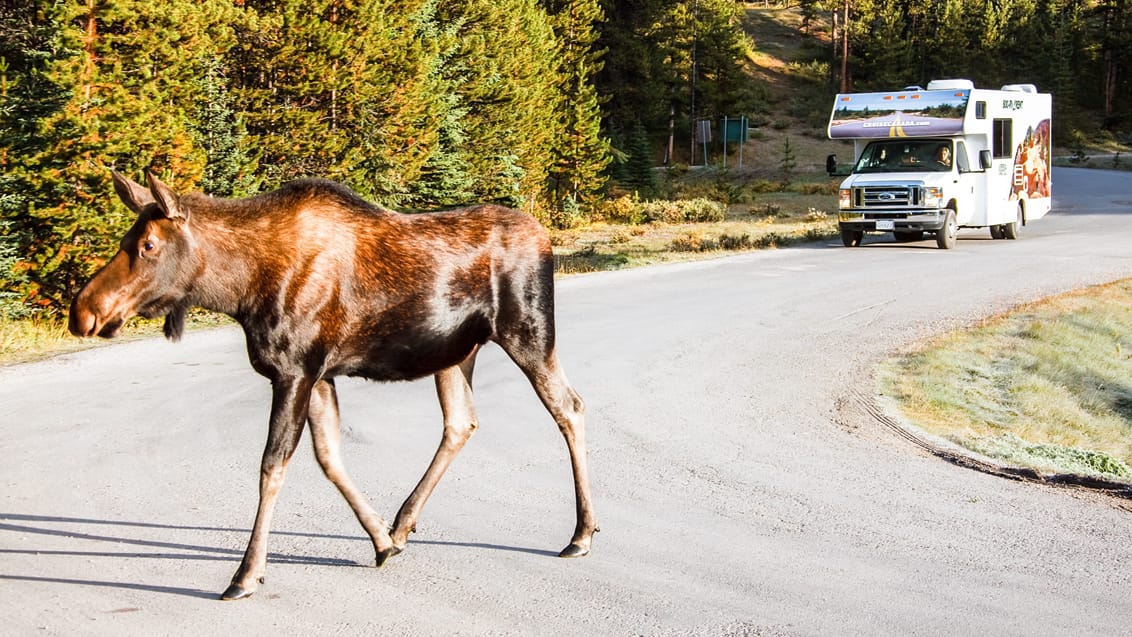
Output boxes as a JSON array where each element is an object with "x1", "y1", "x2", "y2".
[
  {"x1": 68, "y1": 284, "x2": 129, "y2": 339},
  {"x1": 68, "y1": 289, "x2": 110, "y2": 338},
  {"x1": 68, "y1": 301, "x2": 97, "y2": 337}
]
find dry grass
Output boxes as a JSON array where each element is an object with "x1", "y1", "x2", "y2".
[
  {"x1": 880, "y1": 279, "x2": 1132, "y2": 479},
  {"x1": 0, "y1": 311, "x2": 231, "y2": 367},
  {"x1": 0, "y1": 315, "x2": 92, "y2": 365},
  {"x1": 552, "y1": 187, "x2": 839, "y2": 274}
]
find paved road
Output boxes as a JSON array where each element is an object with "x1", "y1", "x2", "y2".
[{"x1": 2, "y1": 168, "x2": 1131, "y2": 636}]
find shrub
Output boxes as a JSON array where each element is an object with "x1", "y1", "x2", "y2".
[
  {"x1": 717, "y1": 233, "x2": 752, "y2": 250},
  {"x1": 668, "y1": 232, "x2": 715, "y2": 252},
  {"x1": 595, "y1": 195, "x2": 645, "y2": 225},
  {"x1": 601, "y1": 196, "x2": 727, "y2": 225},
  {"x1": 677, "y1": 198, "x2": 727, "y2": 222},
  {"x1": 797, "y1": 181, "x2": 837, "y2": 195}
]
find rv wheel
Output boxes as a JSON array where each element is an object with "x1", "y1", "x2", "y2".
[
  {"x1": 841, "y1": 228, "x2": 864, "y2": 247},
  {"x1": 990, "y1": 225, "x2": 1005, "y2": 240},
  {"x1": 936, "y1": 209, "x2": 957, "y2": 249},
  {"x1": 1003, "y1": 204, "x2": 1023, "y2": 240}
]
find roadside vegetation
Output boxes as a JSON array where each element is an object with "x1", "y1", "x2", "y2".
[{"x1": 880, "y1": 280, "x2": 1132, "y2": 481}]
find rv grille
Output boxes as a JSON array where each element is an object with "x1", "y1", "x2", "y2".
[{"x1": 853, "y1": 185, "x2": 921, "y2": 208}]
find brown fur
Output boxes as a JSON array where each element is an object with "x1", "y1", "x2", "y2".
[{"x1": 69, "y1": 171, "x2": 596, "y2": 600}]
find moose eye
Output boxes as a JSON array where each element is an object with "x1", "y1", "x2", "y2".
[{"x1": 142, "y1": 240, "x2": 156, "y2": 253}]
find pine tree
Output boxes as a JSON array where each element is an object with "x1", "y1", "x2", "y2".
[
  {"x1": 0, "y1": 0, "x2": 68, "y2": 315},
  {"x1": 433, "y1": 0, "x2": 562, "y2": 209},
  {"x1": 596, "y1": 0, "x2": 762, "y2": 166},
  {"x1": 623, "y1": 122, "x2": 658, "y2": 198},
  {"x1": 193, "y1": 54, "x2": 259, "y2": 197},
  {"x1": 230, "y1": 0, "x2": 443, "y2": 204},
  {"x1": 854, "y1": 0, "x2": 916, "y2": 89},
  {"x1": 542, "y1": 0, "x2": 611, "y2": 224},
  {"x1": 0, "y1": 0, "x2": 228, "y2": 313}
]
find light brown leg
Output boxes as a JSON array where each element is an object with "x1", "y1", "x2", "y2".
[
  {"x1": 306, "y1": 379, "x2": 398, "y2": 565},
  {"x1": 222, "y1": 377, "x2": 313, "y2": 600},
  {"x1": 518, "y1": 351, "x2": 597, "y2": 557},
  {"x1": 388, "y1": 348, "x2": 479, "y2": 550}
]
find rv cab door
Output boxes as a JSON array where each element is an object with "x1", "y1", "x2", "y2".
[{"x1": 954, "y1": 141, "x2": 984, "y2": 225}]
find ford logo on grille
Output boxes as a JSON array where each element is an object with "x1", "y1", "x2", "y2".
[{"x1": 878, "y1": 193, "x2": 896, "y2": 201}]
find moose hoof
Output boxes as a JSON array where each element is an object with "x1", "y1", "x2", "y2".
[
  {"x1": 375, "y1": 545, "x2": 404, "y2": 567},
  {"x1": 220, "y1": 583, "x2": 256, "y2": 601},
  {"x1": 558, "y1": 543, "x2": 589, "y2": 558}
]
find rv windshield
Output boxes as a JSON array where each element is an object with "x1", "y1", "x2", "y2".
[{"x1": 854, "y1": 140, "x2": 954, "y2": 174}]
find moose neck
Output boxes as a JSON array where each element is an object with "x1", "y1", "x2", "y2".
[{"x1": 182, "y1": 207, "x2": 273, "y2": 320}]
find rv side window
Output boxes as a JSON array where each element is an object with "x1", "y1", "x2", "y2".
[
  {"x1": 975, "y1": 101, "x2": 987, "y2": 119},
  {"x1": 993, "y1": 119, "x2": 1013, "y2": 159},
  {"x1": 956, "y1": 142, "x2": 971, "y2": 172}
]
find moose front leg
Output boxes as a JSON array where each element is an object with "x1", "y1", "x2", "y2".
[{"x1": 222, "y1": 377, "x2": 313, "y2": 601}]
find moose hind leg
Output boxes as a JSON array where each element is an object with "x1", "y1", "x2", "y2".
[
  {"x1": 222, "y1": 378, "x2": 312, "y2": 601},
  {"x1": 307, "y1": 379, "x2": 399, "y2": 566},
  {"x1": 388, "y1": 348, "x2": 480, "y2": 551},
  {"x1": 513, "y1": 348, "x2": 597, "y2": 558}
]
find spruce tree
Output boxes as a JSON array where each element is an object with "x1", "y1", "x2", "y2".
[
  {"x1": 0, "y1": 0, "x2": 229, "y2": 313},
  {"x1": 623, "y1": 122, "x2": 658, "y2": 199},
  {"x1": 231, "y1": 0, "x2": 443, "y2": 204},
  {"x1": 433, "y1": 0, "x2": 562, "y2": 209},
  {"x1": 193, "y1": 54, "x2": 259, "y2": 197},
  {"x1": 542, "y1": 0, "x2": 611, "y2": 223},
  {"x1": 404, "y1": 3, "x2": 476, "y2": 209}
]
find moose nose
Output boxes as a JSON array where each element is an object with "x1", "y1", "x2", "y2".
[{"x1": 68, "y1": 305, "x2": 98, "y2": 337}]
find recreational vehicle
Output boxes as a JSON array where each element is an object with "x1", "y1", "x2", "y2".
[{"x1": 826, "y1": 79, "x2": 1052, "y2": 249}]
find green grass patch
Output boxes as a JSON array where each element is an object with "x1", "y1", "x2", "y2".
[{"x1": 879, "y1": 279, "x2": 1132, "y2": 480}]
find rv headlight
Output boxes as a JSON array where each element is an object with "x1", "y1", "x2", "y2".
[
  {"x1": 839, "y1": 188, "x2": 852, "y2": 209},
  {"x1": 924, "y1": 187, "x2": 943, "y2": 208}
]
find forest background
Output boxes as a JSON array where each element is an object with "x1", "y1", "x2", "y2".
[{"x1": 1, "y1": 0, "x2": 1130, "y2": 319}]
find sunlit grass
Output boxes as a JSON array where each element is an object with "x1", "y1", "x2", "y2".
[
  {"x1": 0, "y1": 314, "x2": 86, "y2": 365},
  {"x1": 880, "y1": 279, "x2": 1132, "y2": 479},
  {"x1": 0, "y1": 311, "x2": 232, "y2": 367},
  {"x1": 552, "y1": 190, "x2": 840, "y2": 274}
]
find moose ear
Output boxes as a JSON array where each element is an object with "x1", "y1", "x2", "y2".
[
  {"x1": 145, "y1": 171, "x2": 187, "y2": 221},
  {"x1": 112, "y1": 170, "x2": 155, "y2": 215}
]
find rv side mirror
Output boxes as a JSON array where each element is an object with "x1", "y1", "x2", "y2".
[
  {"x1": 979, "y1": 150, "x2": 992, "y2": 170},
  {"x1": 826, "y1": 154, "x2": 838, "y2": 175}
]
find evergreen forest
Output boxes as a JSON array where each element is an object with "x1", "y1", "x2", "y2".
[{"x1": 1, "y1": 0, "x2": 1130, "y2": 317}]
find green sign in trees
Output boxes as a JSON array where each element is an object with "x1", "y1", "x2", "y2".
[{"x1": 722, "y1": 116, "x2": 749, "y2": 168}]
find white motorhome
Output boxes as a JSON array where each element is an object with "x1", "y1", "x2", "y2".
[{"x1": 826, "y1": 79, "x2": 1052, "y2": 249}]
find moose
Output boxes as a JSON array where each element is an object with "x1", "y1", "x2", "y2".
[{"x1": 69, "y1": 171, "x2": 597, "y2": 600}]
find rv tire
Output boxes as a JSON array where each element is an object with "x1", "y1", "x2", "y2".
[
  {"x1": 841, "y1": 228, "x2": 864, "y2": 247},
  {"x1": 1004, "y1": 205, "x2": 1023, "y2": 240},
  {"x1": 936, "y1": 209, "x2": 957, "y2": 249}
]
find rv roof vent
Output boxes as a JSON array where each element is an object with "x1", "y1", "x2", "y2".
[
  {"x1": 926, "y1": 79, "x2": 975, "y2": 90},
  {"x1": 1001, "y1": 83, "x2": 1038, "y2": 93},
  {"x1": 902, "y1": 85, "x2": 925, "y2": 91}
]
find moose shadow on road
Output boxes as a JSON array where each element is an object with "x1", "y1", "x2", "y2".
[{"x1": 0, "y1": 512, "x2": 554, "y2": 599}]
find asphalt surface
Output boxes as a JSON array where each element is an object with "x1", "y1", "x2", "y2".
[{"x1": 2, "y1": 168, "x2": 1131, "y2": 636}]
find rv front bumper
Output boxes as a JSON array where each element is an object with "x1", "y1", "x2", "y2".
[{"x1": 838, "y1": 210, "x2": 947, "y2": 232}]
